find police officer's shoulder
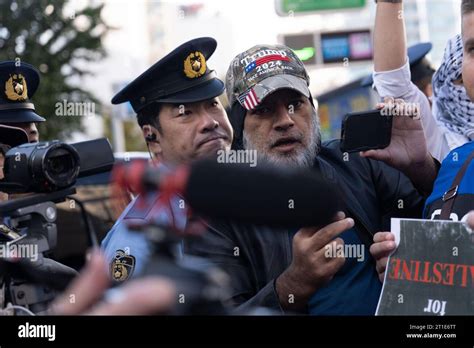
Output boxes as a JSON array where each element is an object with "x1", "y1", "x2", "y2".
[{"x1": 123, "y1": 193, "x2": 161, "y2": 220}]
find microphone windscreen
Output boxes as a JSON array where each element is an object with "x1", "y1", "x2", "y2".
[{"x1": 184, "y1": 159, "x2": 342, "y2": 228}]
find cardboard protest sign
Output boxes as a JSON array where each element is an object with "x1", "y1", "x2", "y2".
[{"x1": 376, "y1": 218, "x2": 474, "y2": 315}]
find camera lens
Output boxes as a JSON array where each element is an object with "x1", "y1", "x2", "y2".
[
  {"x1": 42, "y1": 144, "x2": 80, "y2": 189},
  {"x1": 46, "y1": 148, "x2": 74, "y2": 175}
]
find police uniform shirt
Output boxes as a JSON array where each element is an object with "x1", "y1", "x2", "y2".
[{"x1": 101, "y1": 192, "x2": 188, "y2": 282}]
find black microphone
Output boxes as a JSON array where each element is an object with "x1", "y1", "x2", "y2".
[{"x1": 137, "y1": 159, "x2": 342, "y2": 228}]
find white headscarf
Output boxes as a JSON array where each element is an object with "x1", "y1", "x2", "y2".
[{"x1": 432, "y1": 34, "x2": 474, "y2": 140}]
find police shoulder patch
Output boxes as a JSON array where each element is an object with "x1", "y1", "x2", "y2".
[{"x1": 111, "y1": 249, "x2": 135, "y2": 282}]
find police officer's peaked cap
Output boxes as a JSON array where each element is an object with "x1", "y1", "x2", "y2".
[
  {"x1": 0, "y1": 61, "x2": 45, "y2": 123},
  {"x1": 112, "y1": 37, "x2": 224, "y2": 113}
]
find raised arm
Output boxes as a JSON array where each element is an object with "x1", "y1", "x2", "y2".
[{"x1": 374, "y1": 1, "x2": 406, "y2": 72}]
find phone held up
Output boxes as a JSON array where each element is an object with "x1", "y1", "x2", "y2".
[{"x1": 340, "y1": 109, "x2": 393, "y2": 153}]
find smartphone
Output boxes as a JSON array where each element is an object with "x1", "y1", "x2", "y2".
[{"x1": 340, "y1": 109, "x2": 392, "y2": 153}]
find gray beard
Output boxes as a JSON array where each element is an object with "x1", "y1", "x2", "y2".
[{"x1": 243, "y1": 112, "x2": 321, "y2": 168}]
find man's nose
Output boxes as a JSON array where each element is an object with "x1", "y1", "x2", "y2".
[
  {"x1": 273, "y1": 104, "x2": 295, "y2": 131},
  {"x1": 24, "y1": 124, "x2": 39, "y2": 142},
  {"x1": 199, "y1": 111, "x2": 219, "y2": 132},
  {"x1": 22, "y1": 123, "x2": 36, "y2": 132}
]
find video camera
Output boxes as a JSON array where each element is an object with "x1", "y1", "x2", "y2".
[
  {"x1": 0, "y1": 136, "x2": 114, "y2": 315},
  {"x1": 1, "y1": 138, "x2": 114, "y2": 194}
]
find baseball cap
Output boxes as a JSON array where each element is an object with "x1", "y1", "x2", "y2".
[{"x1": 226, "y1": 44, "x2": 311, "y2": 110}]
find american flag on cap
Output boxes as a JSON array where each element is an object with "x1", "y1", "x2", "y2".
[
  {"x1": 244, "y1": 54, "x2": 290, "y2": 74},
  {"x1": 238, "y1": 88, "x2": 260, "y2": 110}
]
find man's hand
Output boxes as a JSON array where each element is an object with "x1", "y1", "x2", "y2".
[
  {"x1": 276, "y1": 212, "x2": 353, "y2": 311},
  {"x1": 369, "y1": 232, "x2": 397, "y2": 283},
  {"x1": 49, "y1": 250, "x2": 175, "y2": 315},
  {"x1": 361, "y1": 97, "x2": 437, "y2": 195},
  {"x1": 371, "y1": 213, "x2": 474, "y2": 284}
]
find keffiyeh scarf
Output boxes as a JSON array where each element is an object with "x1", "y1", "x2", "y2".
[{"x1": 432, "y1": 34, "x2": 474, "y2": 140}]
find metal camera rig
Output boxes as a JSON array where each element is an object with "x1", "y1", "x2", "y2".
[{"x1": 0, "y1": 189, "x2": 78, "y2": 315}]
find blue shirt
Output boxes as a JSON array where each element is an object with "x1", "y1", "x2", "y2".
[
  {"x1": 307, "y1": 227, "x2": 382, "y2": 315},
  {"x1": 424, "y1": 141, "x2": 474, "y2": 220}
]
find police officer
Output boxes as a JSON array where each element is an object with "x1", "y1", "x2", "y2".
[
  {"x1": 101, "y1": 37, "x2": 233, "y2": 281},
  {"x1": 0, "y1": 61, "x2": 46, "y2": 143}
]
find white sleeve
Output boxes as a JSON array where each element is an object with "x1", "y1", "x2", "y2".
[{"x1": 373, "y1": 60, "x2": 450, "y2": 162}]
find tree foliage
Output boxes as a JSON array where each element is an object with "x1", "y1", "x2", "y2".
[{"x1": 0, "y1": 0, "x2": 109, "y2": 139}]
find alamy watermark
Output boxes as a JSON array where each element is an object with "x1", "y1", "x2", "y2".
[
  {"x1": 0, "y1": 243, "x2": 39, "y2": 262},
  {"x1": 217, "y1": 149, "x2": 257, "y2": 167},
  {"x1": 18, "y1": 322, "x2": 55, "y2": 341},
  {"x1": 324, "y1": 241, "x2": 365, "y2": 262},
  {"x1": 380, "y1": 101, "x2": 420, "y2": 120},
  {"x1": 55, "y1": 99, "x2": 95, "y2": 117}
]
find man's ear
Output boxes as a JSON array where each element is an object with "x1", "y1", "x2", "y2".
[
  {"x1": 142, "y1": 124, "x2": 160, "y2": 142},
  {"x1": 142, "y1": 124, "x2": 162, "y2": 157}
]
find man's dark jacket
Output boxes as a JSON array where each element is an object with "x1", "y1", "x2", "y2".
[{"x1": 184, "y1": 140, "x2": 425, "y2": 313}]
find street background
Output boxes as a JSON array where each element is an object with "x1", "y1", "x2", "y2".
[{"x1": 0, "y1": 0, "x2": 463, "y2": 149}]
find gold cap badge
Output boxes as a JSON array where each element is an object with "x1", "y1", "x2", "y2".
[
  {"x1": 5, "y1": 73, "x2": 28, "y2": 101},
  {"x1": 183, "y1": 51, "x2": 206, "y2": 79}
]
